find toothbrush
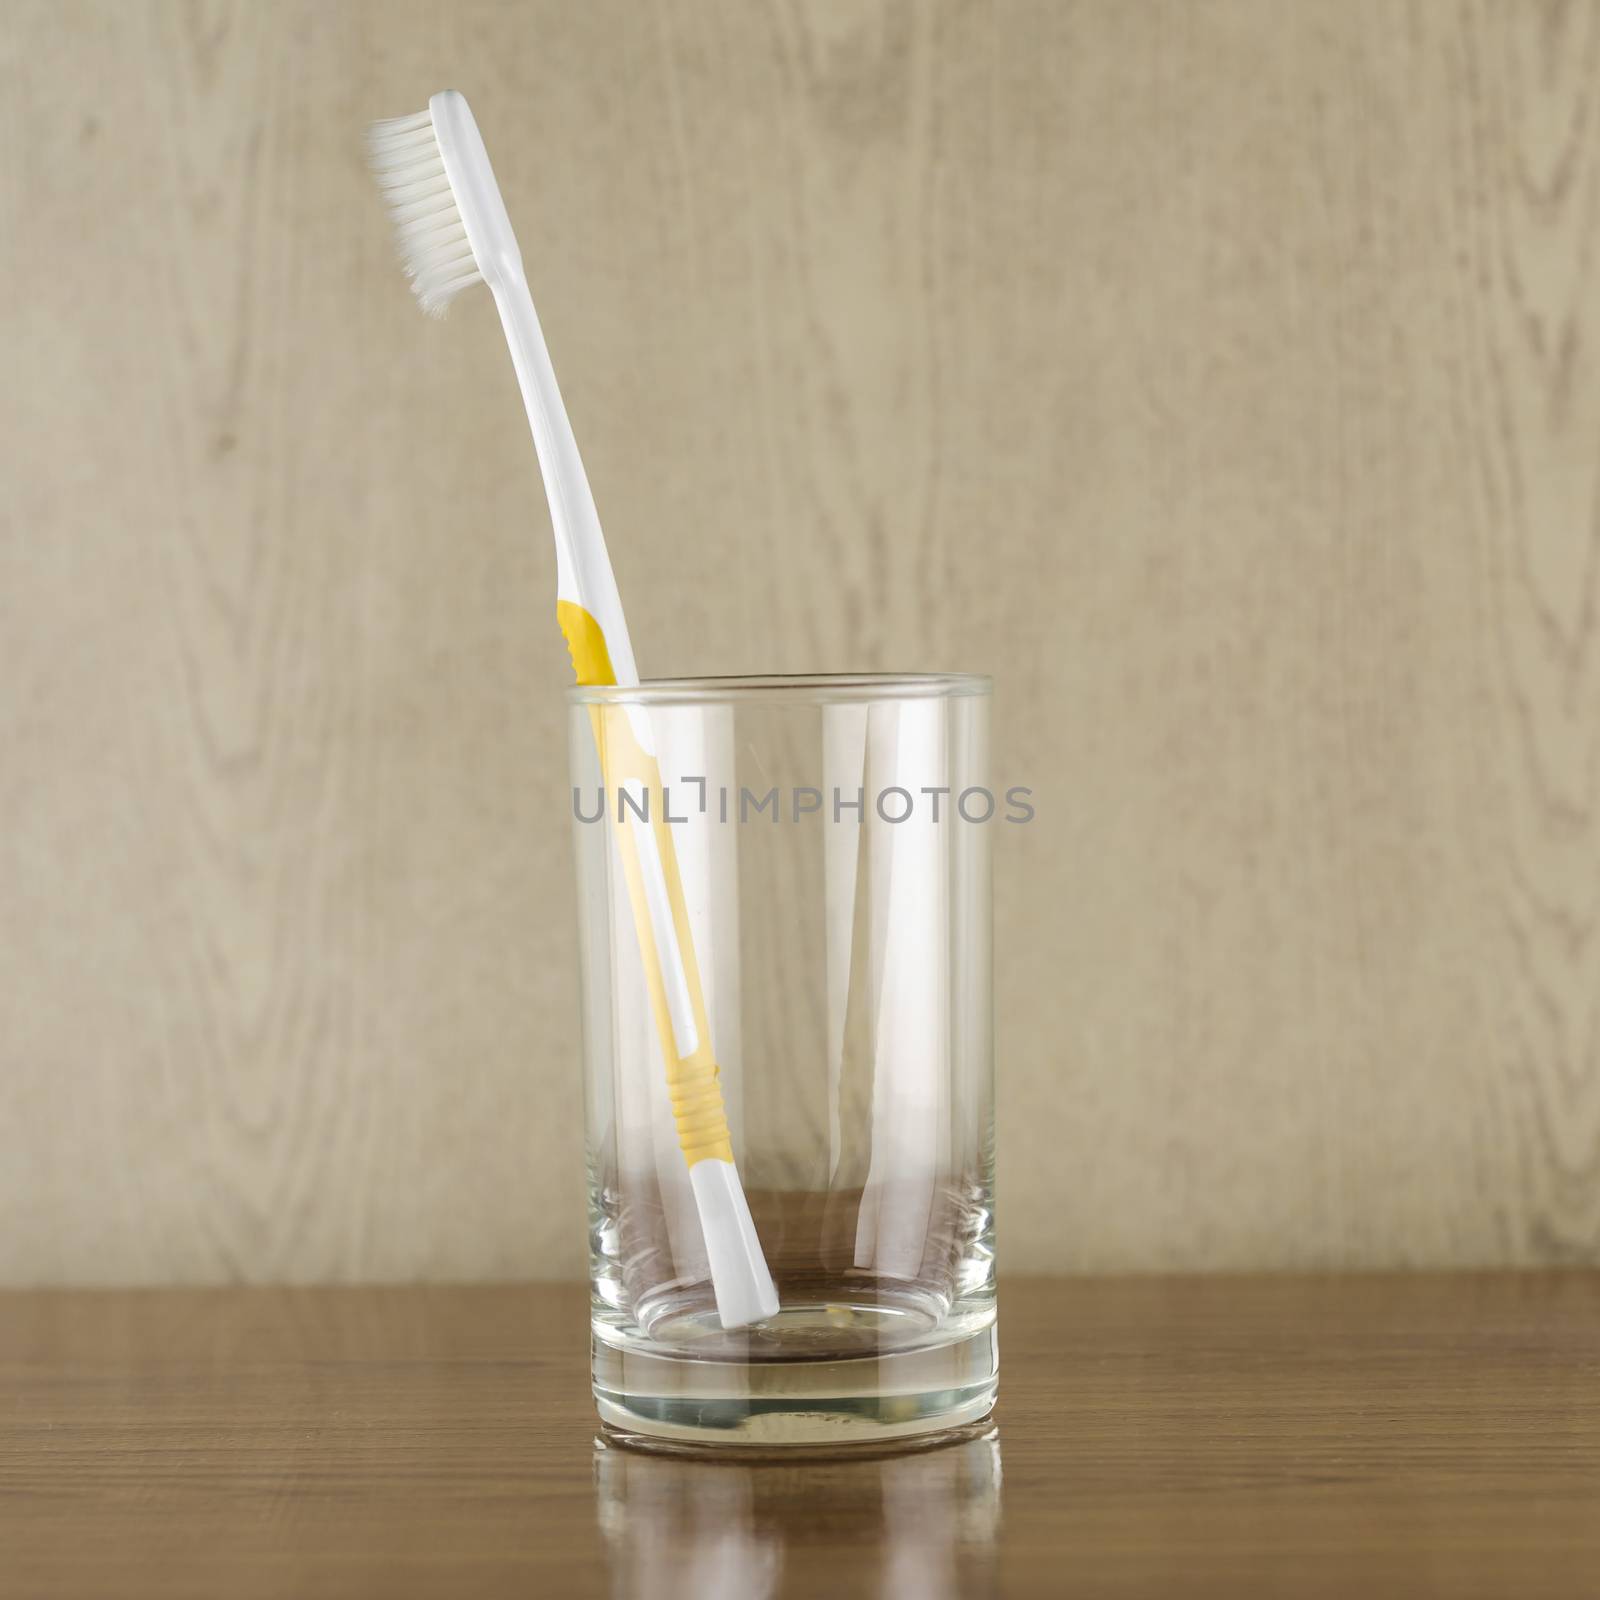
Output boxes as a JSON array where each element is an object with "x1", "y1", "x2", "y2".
[{"x1": 366, "y1": 91, "x2": 778, "y2": 1329}]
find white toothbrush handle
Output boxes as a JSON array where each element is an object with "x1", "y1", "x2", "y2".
[
  {"x1": 494, "y1": 271, "x2": 776, "y2": 1330},
  {"x1": 493, "y1": 271, "x2": 640, "y2": 688}
]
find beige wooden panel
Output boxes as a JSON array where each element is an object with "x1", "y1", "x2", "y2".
[{"x1": 2, "y1": 0, "x2": 1597, "y2": 1283}]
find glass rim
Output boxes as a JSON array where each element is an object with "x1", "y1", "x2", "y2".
[{"x1": 567, "y1": 671, "x2": 991, "y2": 706}]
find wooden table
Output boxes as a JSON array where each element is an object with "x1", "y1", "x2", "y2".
[{"x1": 3, "y1": 1275, "x2": 1597, "y2": 1598}]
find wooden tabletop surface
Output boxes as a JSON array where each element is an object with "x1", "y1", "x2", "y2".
[{"x1": 3, "y1": 1274, "x2": 1597, "y2": 1598}]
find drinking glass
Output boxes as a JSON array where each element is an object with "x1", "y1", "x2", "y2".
[{"x1": 568, "y1": 673, "x2": 996, "y2": 1448}]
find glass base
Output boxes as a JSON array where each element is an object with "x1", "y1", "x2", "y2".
[{"x1": 591, "y1": 1305, "x2": 998, "y2": 1451}]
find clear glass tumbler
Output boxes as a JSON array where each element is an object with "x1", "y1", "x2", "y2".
[{"x1": 568, "y1": 673, "x2": 996, "y2": 1449}]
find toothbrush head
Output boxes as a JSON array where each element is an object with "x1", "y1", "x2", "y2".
[{"x1": 366, "y1": 90, "x2": 521, "y2": 317}]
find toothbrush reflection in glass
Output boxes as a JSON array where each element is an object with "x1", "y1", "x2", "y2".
[{"x1": 366, "y1": 91, "x2": 778, "y2": 1329}]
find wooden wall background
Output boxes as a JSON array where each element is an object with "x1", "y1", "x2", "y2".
[{"x1": 4, "y1": 0, "x2": 1599, "y2": 1285}]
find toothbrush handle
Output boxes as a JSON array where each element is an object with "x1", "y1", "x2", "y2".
[{"x1": 494, "y1": 273, "x2": 638, "y2": 686}]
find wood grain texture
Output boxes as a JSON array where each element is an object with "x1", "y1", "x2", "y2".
[
  {"x1": 3, "y1": 1275, "x2": 1599, "y2": 1598},
  {"x1": 4, "y1": 0, "x2": 1600, "y2": 1283}
]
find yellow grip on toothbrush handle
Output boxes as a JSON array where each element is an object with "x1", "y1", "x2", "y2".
[
  {"x1": 557, "y1": 599, "x2": 616, "y2": 687},
  {"x1": 558, "y1": 601, "x2": 736, "y2": 1169},
  {"x1": 664, "y1": 1043, "x2": 736, "y2": 1168}
]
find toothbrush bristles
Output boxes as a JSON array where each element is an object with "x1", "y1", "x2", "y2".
[{"x1": 365, "y1": 108, "x2": 484, "y2": 317}]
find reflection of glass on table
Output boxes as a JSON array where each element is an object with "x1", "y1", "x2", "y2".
[{"x1": 594, "y1": 1426, "x2": 1003, "y2": 1600}]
